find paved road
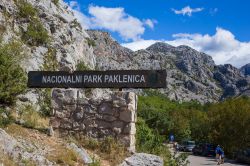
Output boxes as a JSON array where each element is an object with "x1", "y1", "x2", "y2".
[{"x1": 188, "y1": 155, "x2": 248, "y2": 166}]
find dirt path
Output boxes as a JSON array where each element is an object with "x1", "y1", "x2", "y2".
[{"x1": 188, "y1": 154, "x2": 247, "y2": 166}]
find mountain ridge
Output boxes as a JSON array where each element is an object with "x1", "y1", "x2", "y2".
[{"x1": 87, "y1": 30, "x2": 250, "y2": 103}]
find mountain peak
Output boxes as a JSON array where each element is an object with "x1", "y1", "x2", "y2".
[
  {"x1": 240, "y1": 63, "x2": 250, "y2": 76},
  {"x1": 146, "y1": 42, "x2": 175, "y2": 53}
]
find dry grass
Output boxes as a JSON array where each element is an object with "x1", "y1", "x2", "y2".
[
  {"x1": 0, "y1": 150, "x2": 17, "y2": 166},
  {"x1": 47, "y1": 145, "x2": 83, "y2": 166},
  {"x1": 77, "y1": 137, "x2": 128, "y2": 166},
  {"x1": 18, "y1": 104, "x2": 49, "y2": 129}
]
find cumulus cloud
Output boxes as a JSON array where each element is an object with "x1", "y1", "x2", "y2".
[
  {"x1": 68, "y1": 1, "x2": 156, "y2": 41},
  {"x1": 172, "y1": 6, "x2": 204, "y2": 16},
  {"x1": 143, "y1": 19, "x2": 157, "y2": 29},
  {"x1": 122, "y1": 28, "x2": 250, "y2": 67}
]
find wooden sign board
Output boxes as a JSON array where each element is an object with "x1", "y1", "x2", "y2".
[{"x1": 28, "y1": 70, "x2": 166, "y2": 88}]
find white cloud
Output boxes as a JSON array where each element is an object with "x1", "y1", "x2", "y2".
[
  {"x1": 69, "y1": 1, "x2": 80, "y2": 10},
  {"x1": 172, "y1": 6, "x2": 204, "y2": 16},
  {"x1": 122, "y1": 39, "x2": 161, "y2": 51},
  {"x1": 68, "y1": 1, "x2": 156, "y2": 41},
  {"x1": 88, "y1": 5, "x2": 145, "y2": 41},
  {"x1": 143, "y1": 19, "x2": 157, "y2": 29},
  {"x1": 122, "y1": 28, "x2": 250, "y2": 67}
]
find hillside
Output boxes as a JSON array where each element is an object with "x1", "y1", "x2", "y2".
[
  {"x1": 0, "y1": 0, "x2": 250, "y2": 165},
  {"x1": 87, "y1": 30, "x2": 250, "y2": 103}
]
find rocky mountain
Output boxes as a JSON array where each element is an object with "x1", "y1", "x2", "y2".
[
  {"x1": 240, "y1": 63, "x2": 250, "y2": 76},
  {"x1": 87, "y1": 31, "x2": 250, "y2": 103},
  {"x1": 0, "y1": 0, "x2": 249, "y2": 104}
]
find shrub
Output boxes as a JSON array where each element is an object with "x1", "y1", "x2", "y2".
[
  {"x1": 52, "y1": 0, "x2": 59, "y2": 6},
  {"x1": 22, "y1": 19, "x2": 50, "y2": 46},
  {"x1": 42, "y1": 48, "x2": 59, "y2": 71},
  {"x1": 47, "y1": 147, "x2": 81, "y2": 166},
  {"x1": 0, "y1": 108, "x2": 14, "y2": 127},
  {"x1": 85, "y1": 37, "x2": 96, "y2": 47},
  {"x1": 70, "y1": 19, "x2": 82, "y2": 30},
  {"x1": 37, "y1": 89, "x2": 52, "y2": 117},
  {"x1": 18, "y1": 104, "x2": 49, "y2": 129},
  {"x1": 0, "y1": 41, "x2": 27, "y2": 105},
  {"x1": 16, "y1": 0, "x2": 37, "y2": 19},
  {"x1": 76, "y1": 61, "x2": 90, "y2": 71},
  {"x1": 99, "y1": 137, "x2": 128, "y2": 165}
]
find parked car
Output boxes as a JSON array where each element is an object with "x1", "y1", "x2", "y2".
[
  {"x1": 235, "y1": 148, "x2": 250, "y2": 164},
  {"x1": 192, "y1": 143, "x2": 216, "y2": 156},
  {"x1": 180, "y1": 141, "x2": 195, "y2": 152}
]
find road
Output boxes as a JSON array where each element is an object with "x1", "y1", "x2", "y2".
[{"x1": 188, "y1": 155, "x2": 248, "y2": 166}]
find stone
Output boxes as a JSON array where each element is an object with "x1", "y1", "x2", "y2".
[
  {"x1": 120, "y1": 110, "x2": 135, "y2": 123},
  {"x1": 98, "y1": 102, "x2": 116, "y2": 115},
  {"x1": 72, "y1": 110, "x2": 84, "y2": 121},
  {"x1": 123, "y1": 123, "x2": 136, "y2": 135},
  {"x1": 120, "y1": 153, "x2": 163, "y2": 166},
  {"x1": 67, "y1": 143, "x2": 93, "y2": 164},
  {"x1": 47, "y1": 126, "x2": 54, "y2": 137}
]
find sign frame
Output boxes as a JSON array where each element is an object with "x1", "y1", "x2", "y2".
[{"x1": 27, "y1": 70, "x2": 166, "y2": 89}]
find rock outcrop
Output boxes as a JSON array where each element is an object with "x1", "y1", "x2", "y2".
[
  {"x1": 0, "y1": 0, "x2": 96, "y2": 104},
  {"x1": 0, "y1": 129, "x2": 53, "y2": 165},
  {"x1": 120, "y1": 153, "x2": 164, "y2": 166},
  {"x1": 240, "y1": 63, "x2": 250, "y2": 76}
]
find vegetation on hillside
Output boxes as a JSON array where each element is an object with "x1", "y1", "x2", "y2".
[
  {"x1": 137, "y1": 91, "x2": 250, "y2": 158},
  {"x1": 0, "y1": 41, "x2": 27, "y2": 105}
]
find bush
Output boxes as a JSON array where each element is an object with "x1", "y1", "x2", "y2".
[
  {"x1": 42, "y1": 48, "x2": 59, "y2": 71},
  {"x1": 37, "y1": 89, "x2": 52, "y2": 117},
  {"x1": 0, "y1": 108, "x2": 14, "y2": 127},
  {"x1": 85, "y1": 37, "x2": 96, "y2": 47},
  {"x1": 70, "y1": 19, "x2": 82, "y2": 30},
  {"x1": 52, "y1": 0, "x2": 59, "y2": 6},
  {"x1": 16, "y1": 0, "x2": 37, "y2": 19},
  {"x1": 100, "y1": 137, "x2": 128, "y2": 165},
  {"x1": 18, "y1": 104, "x2": 49, "y2": 129},
  {"x1": 136, "y1": 117, "x2": 171, "y2": 164},
  {"x1": 76, "y1": 61, "x2": 90, "y2": 71},
  {"x1": 0, "y1": 41, "x2": 27, "y2": 105},
  {"x1": 207, "y1": 97, "x2": 250, "y2": 154},
  {"x1": 22, "y1": 19, "x2": 50, "y2": 46}
]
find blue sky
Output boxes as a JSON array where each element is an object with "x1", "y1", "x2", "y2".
[{"x1": 64, "y1": 0, "x2": 250, "y2": 67}]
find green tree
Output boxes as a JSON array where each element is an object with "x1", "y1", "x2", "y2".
[
  {"x1": 207, "y1": 97, "x2": 250, "y2": 154},
  {"x1": 0, "y1": 41, "x2": 26, "y2": 105}
]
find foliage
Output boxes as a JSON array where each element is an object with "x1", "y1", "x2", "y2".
[
  {"x1": 0, "y1": 41, "x2": 27, "y2": 105},
  {"x1": 86, "y1": 37, "x2": 96, "y2": 47},
  {"x1": 42, "y1": 48, "x2": 59, "y2": 71},
  {"x1": 0, "y1": 108, "x2": 14, "y2": 127},
  {"x1": 16, "y1": 0, "x2": 37, "y2": 19},
  {"x1": 136, "y1": 117, "x2": 171, "y2": 165},
  {"x1": 99, "y1": 137, "x2": 128, "y2": 165},
  {"x1": 22, "y1": 19, "x2": 50, "y2": 46},
  {"x1": 52, "y1": 0, "x2": 59, "y2": 6},
  {"x1": 138, "y1": 92, "x2": 204, "y2": 142},
  {"x1": 70, "y1": 19, "x2": 82, "y2": 30},
  {"x1": 138, "y1": 91, "x2": 250, "y2": 158},
  {"x1": 207, "y1": 97, "x2": 250, "y2": 154},
  {"x1": 37, "y1": 48, "x2": 58, "y2": 117},
  {"x1": 76, "y1": 61, "x2": 90, "y2": 71},
  {"x1": 47, "y1": 148, "x2": 81, "y2": 166},
  {"x1": 18, "y1": 104, "x2": 49, "y2": 129},
  {"x1": 79, "y1": 137, "x2": 128, "y2": 165},
  {"x1": 37, "y1": 89, "x2": 52, "y2": 117},
  {"x1": 89, "y1": 156, "x2": 101, "y2": 166},
  {"x1": 167, "y1": 153, "x2": 190, "y2": 166}
]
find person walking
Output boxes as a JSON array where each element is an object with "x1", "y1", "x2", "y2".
[{"x1": 215, "y1": 145, "x2": 223, "y2": 165}]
